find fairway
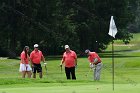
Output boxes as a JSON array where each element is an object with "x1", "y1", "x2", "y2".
[
  {"x1": 0, "y1": 0, "x2": 140, "y2": 92},
  {"x1": 0, "y1": 34, "x2": 140, "y2": 93},
  {"x1": 0, "y1": 53, "x2": 140, "y2": 93},
  {"x1": 0, "y1": 83, "x2": 139, "y2": 93}
]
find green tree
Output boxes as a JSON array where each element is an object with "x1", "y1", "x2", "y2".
[
  {"x1": 63, "y1": 0, "x2": 137, "y2": 52},
  {"x1": 0, "y1": 0, "x2": 138, "y2": 57}
]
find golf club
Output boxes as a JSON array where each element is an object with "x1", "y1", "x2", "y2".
[
  {"x1": 44, "y1": 63, "x2": 47, "y2": 75},
  {"x1": 60, "y1": 65, "x2": 62, "y2": 73},
  {"x1": 85, "y1": 68, "x2": 92, "y2": 77}
]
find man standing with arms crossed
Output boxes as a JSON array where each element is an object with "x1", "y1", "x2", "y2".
[
  {"x1": 60, "y1": 45, "x2": 77, "y2": 80},
  {"x1": 85, "y1": 49, "x2": 103, "y2": 81},
  {"x1": 30, "y1": 44, "x2": 46, "y2": 78}
]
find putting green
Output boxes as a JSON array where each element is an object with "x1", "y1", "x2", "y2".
[{"x1": 0, "y1": 84, "x2": 139, "y2": 93}]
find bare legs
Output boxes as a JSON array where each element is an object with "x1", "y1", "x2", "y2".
[{"x1": 21, "y1": 71, "x2": 32, "y2": 78}]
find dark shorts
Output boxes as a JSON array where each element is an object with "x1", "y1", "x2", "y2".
[{"x1": 32, "y1": 63, "x2": 42, "y2": 73}]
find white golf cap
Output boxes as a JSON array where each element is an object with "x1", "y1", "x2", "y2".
[
  {"x1": 34, "y1": 44, "x2": 39, "y2": 48},
  {"x1": 65, "y1": 45, "x2": 69, "y2": 49}
]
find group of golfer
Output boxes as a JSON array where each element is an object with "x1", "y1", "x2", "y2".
[{"x1": 19, "y1": 44, "x2": 103, "y2": 81}]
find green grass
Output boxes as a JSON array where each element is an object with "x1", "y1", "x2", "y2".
[
  {"x1": 106, "y1": 33, "x2": 140, "y2": 51},
  {"x1": 0, "y1": 53, "x2": 140, "y2": 93},
  {"x1": 0, "y1": 33, "x2": 140, "y2": 93},
  {"x1": 0, "y1": 84, "x2": 140, "y2": 93}
]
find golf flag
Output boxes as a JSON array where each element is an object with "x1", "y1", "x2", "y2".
[{"x1": 108, "y1": 16, "x2": 117, "y2": 38}]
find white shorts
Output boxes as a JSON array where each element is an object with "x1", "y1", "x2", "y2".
[{"x1": 19, "y1": 63, "x2": 32, "y2": 72}]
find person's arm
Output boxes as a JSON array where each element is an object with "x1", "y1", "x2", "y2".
[
  {"x1": 30, "y1": 52, "x2": 34, "y2": 67},
  {"x1": 21, "y1": 53, "x2": 26, "y2": 65},
  {"x1": 40, "y1": 51, "x2": 47, "y2": 66},
  {"x1": 21, "y1": 58, "x2": 26, "y2": 64},
  {"x1": 92, "y1": 53, "x2": 100, "y2": 64},
  {"x1": 21, "y1": 53, "x2": 27, "y2": 70},
  {"x1": 88, "y1": 56, "x2": 95, "y2": 68},
  {"x1": 60, "y1": 57, "x2": 64, "y2": 66},
  {"x1": 27, "y1": 54, "x2": 32, "y2": 66},
  {"x1": 74, "y1": 52, "x2": 77, "y2": 66},
  {"x1": 88, "y1": 56, "x2": 93, "y2": 64},
  {"x1": 42, "y1": 55, "x2": 47, "y2": 65},
  {"x1": 60, "y1": 53, "x2": 65, "y2": 66},
  {"x1": 75, "y1": 58, "x2": 77, "y2": 66},
  {"x1": 92, "y1": 58, "x2": 98, "y2": 64},
  {"x1": 39, "y1": 51, "x2": 45, "y2": 62},
  {"x1": 41, "y1": 54, "x2": 47, "y2": 67},
  {"x1": 41, "y1": 55, "x2": 45, "y2": 62}
]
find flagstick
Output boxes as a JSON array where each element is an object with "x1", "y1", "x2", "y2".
[
  {"x1": 112, "y1": 39, "x2": 115, "y2": 91},
  {"x1": 108, "y1": 16, "x2": 117, "y2": 91}
]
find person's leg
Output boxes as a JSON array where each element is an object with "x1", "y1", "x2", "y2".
[
  {"x1": 94, "y1": 63, "x2": 102, "y2": 80},
  {"x1": 70, "y1": 67, "x2": 76, "y2": 80},
  {"x1": 94, "y1": 67, "x2": 96, "y2": 80},
  {"x1": 20, "y1": 63, "x2": 26, "y2": 78},
  {"x1": 26, "y1": 64, "x2": 32, "y2": 78},
  {"x1": 39, "y1": 72, "x2": 42, "y2": 78},
  {"x1": 32, "y1": 66, "x2": 36, "y2": 78},
  {"x1": 27, "y1": 71, "x2": 32, "y2": 78},
  {"x1": 37, "y1": 64, "x2": 42, "y2": 78},
  {"x1": 22, "y1": 71, "x2": 26, "y2": 78},
  {"x1": 65, "y1": 67, "x2": 71, "y2": 79},
  {"x1": 33, "y1": 73, "x2": 36, "y2": 78}
]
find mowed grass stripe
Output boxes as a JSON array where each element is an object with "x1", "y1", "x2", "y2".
[{"x1": 0, "y1": 84, "x2": 139, "y2": 93}]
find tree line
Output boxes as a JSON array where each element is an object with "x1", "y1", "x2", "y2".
[{"x1": 0, "y1": 0, "x2": 138, "y2": 57}]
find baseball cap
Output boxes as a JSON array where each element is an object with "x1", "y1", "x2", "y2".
[
  {"x1": 65, "y1": 45, "x2": 69, "y2": 49},
  {"x1": 85, "y1": 49, "x2": 90, "y2": 54},
  {"x1": 34, "y1": 44, "x2": 39, "y2": 48}
]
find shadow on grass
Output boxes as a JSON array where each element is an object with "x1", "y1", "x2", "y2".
[
  {"x1": 99, "y1": 50, "x2": 140, "y2": 58},
  {"x1": 47, "y1": 52, "x2": 140, "y2": 60},
  {"x1": 6, "y1": 49, "x2": 140, "y2": 60}
]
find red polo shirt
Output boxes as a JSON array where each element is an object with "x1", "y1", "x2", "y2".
[
  {"x1": 62, "y1": 50, "x2": 77, "y2": 67},
  {"x1": 88, "y1": 52, "x2": 101, "y2": 64},
  {"x1": 20, "y1": 51, "x2": 29, "y2": 64},
  {"x1": 30, "y1": 50, "x2": 44, "y2": 64}
]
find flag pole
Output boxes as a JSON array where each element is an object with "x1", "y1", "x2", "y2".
[
  {"x1": 108, "y1": 16, "x2": 117, "y2": 91},
  {"x1": 112, "y1": 38, "x2": 114, "y2": 91}
]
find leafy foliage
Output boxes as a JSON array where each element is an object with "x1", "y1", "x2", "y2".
[{"x1": 0, "y1": 0, "x2": 138, "y2": 56}]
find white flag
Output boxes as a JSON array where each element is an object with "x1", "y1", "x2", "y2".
[{"x1": 108, "y1": 16, "x2": 117, "y2": 38}]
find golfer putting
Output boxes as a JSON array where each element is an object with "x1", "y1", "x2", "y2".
[{"x1": 85, "y1": 49, "x2": 103, "y2": 81}]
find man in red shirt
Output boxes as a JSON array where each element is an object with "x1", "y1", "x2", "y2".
[
  {"x1": 85, "y1": 49, "x2": 102, "y2": 81},
  {"x1": 30, "y1": 44, "x2": 46, "y2": 78},
  {"x1": 60, "y1": 45, "x2": 77, "y2": 80}
]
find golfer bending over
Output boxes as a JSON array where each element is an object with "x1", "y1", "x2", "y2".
[
  {"x1": 85, "y1": 49, "x2": 103, "y2": 81},
  {"x1": 60, "y1": 45, "x2": 77, "y2": 80},
  {"x1": 30, "y1": 44, "x2": 46, "y2": 78},
  {"x1": 19, "y1": 46, "x2": 32, "y2": 78}
]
